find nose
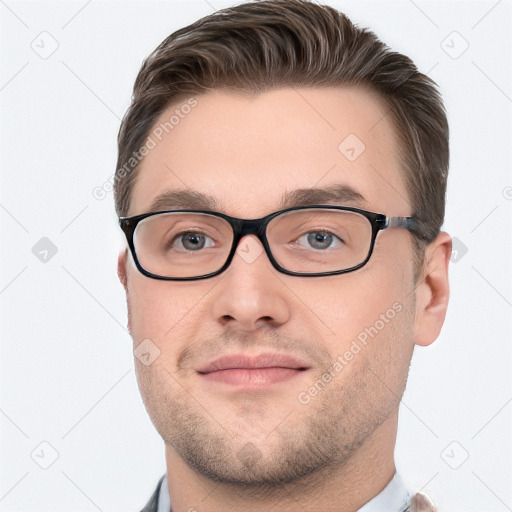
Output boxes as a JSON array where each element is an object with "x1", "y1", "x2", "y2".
[{"x1": 210, "y1": 235, "x2": 291, "y2": 331}]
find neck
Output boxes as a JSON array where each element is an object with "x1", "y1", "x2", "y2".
[{"x1": 165, "y1": 412, "x2": 398, "y2": 512}]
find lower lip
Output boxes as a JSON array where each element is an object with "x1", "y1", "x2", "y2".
[{"x1": 199, "y1": 367, "x2": 306, "y2": 387}]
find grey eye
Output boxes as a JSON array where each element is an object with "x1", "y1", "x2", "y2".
[
  {"x1": 173, "y1": 232, "x2": 214, "y2": 251},
  {"x1": 296, "y1": 231, "x2": 342, "y2": 250}
]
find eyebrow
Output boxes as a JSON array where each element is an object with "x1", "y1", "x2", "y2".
[
  {"x1": 278, "y1": 184, "x2": 367, "y2": 209},
  {"x1": 149, "y1": 189, "x2": 219, "y2": 212},
  {"x1": 148, "y1": 184, "x2": 367, "y2": 213}
]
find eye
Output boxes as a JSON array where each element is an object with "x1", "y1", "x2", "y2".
[
  {"x1": 296, "y1": 231, "x2": 343, "y2": 250},
  {"x1": 172, "y1": 231, "x2": 215, "y2": 251}
]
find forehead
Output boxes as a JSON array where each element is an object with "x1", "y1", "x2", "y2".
[{"x1": 130, "y1": 87, "x2": 409, "y2": 217}]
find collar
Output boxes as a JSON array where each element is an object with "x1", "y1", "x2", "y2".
[
  {"x1": 157, "y1": 474, "x2": 171, "y2": 512},
  {"x1": 357, "y1": 471, "x2": 411, "y2": 512},
  {"x1": 157, "y1": 470, "x2": 411, "y2": 512}
]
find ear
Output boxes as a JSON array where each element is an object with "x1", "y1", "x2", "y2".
[
  {"x1": 117, "y1": 248, "x2": 128, "y2": 290},
  {"x1": 413, "y1": 231, "x2": 452, "y2": 347}
]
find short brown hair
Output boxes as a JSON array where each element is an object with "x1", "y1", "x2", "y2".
[{"x1": 114, "y1": 0, "x2": 448, "y2": 246}]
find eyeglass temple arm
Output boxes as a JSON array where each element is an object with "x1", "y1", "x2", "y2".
[{"x1": 385, "y1": 216, "x2": 419, "y2": 233}]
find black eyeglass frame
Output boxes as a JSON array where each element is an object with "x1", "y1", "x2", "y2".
[{"x1": 119, "y1": 205, "x2": 419, "y2": 281}]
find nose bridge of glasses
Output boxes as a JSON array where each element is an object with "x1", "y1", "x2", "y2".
[
  {"x1": 222, "y1": 220, "x2": 264, "y2": 264},
  {"x1": 223, "y1": 217, "x2": 270, "y2": 272},
  {"x1": 230, "y1": 217, "x2": 267, "y2": 247}
]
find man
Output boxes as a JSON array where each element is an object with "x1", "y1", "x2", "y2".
[{"x1": 115, "y1": 1, "x2": 451, "y2": 510}]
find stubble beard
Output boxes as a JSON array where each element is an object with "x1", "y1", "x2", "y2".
[
  {"x1": 137, "y1": 354, "x2": 404, "y2": 496},
  {"x1": 134, "y1": 297, "x2": 414, "y2": 496}
]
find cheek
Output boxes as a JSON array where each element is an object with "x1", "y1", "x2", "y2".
[
  {"x1": 133, "y1": 355, "x2": 183, "y2": 438},
  {"x1": 291, "y1": 265, "x2": 408, "y2": 343},
  {"x1": 126, "y1": 274, "x2": 212, "y2": 345}
]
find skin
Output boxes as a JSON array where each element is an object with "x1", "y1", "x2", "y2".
[{"x1": 118, "y1": 87, "x2": 451, "y2": 512}]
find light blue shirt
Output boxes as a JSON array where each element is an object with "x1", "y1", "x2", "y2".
[{"x1": 157, "y1": 471, "x2": 411, "y2": 512}]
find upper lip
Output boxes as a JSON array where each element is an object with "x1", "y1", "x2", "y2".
[{"x1": 197, "y1": 353, "x2": 311, "y2": 374}]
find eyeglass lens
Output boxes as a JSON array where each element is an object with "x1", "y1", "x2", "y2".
[{"x1": 133, "y1": 210, "x2": 373, "y2": 278}]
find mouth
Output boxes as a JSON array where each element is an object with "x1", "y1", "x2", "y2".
[{"x1": 197, "y1": 353, "x2": 311, "y2": 387}]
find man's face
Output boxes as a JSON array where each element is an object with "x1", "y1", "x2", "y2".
[{"x1": 121, "y1": 87, "x2": 419, "y2": 486}]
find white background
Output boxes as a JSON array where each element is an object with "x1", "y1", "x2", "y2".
[{"x1": 1, "y1": 0, "x2": 511, "y2": 511}]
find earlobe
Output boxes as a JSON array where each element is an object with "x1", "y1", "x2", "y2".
[
  {"x1": 117, "y1": 249, "x2": 128, "y2": 290},
  {"x1": 413, "y1": 231, "x2": 452, "y2": 347}
]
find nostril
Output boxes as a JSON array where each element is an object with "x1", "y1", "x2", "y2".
[{"x1": 220, "y1": 314, "x2": 235, "y2": 325}]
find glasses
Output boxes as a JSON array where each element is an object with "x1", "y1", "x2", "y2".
[{"x1": 119, "y1": 206, "x2": 419, "y2": 281}]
